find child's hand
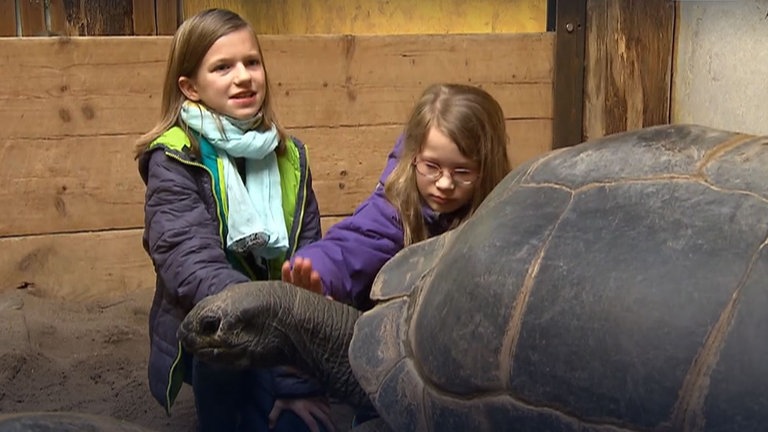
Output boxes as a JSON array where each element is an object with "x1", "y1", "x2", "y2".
[
  {"x1": 282, "y1": 257, "x2": 324, "y2": 295},
  {"x1": 269, "y1": 396, "x2": 336, "y2": 432}
]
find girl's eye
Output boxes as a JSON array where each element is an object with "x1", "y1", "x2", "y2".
[
  {"x1": 246, "y1": 58, "x2": 262, "y2": 67},
  {"x1": 213, "y1": 64, "x2": 229, "y2": 72}
]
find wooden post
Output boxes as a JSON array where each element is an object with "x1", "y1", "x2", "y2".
[
  {"x1": 551, "y1": 0, "x2": 587, "y2": 149},
  {"x1": 582, "y1": 0, "x2": 675, "y2": 141}
]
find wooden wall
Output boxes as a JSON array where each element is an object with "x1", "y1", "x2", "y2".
[
  {"x1": 2, "y1": 0, "x2": 545, "y2": 37},
  {"x1": 1, "y1": 0, "x2": 180, "y2": 36},
  {"x1": 182, "y1": 0, "x2": 546, "y2": 34},
  {"x1": 0, "y1": 33, "x2": 554, "y2": 300}
]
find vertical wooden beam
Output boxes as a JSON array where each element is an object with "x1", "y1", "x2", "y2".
[
  {"x1": 546, "y1": 0, "x2": 556, "y2": 31},
  {"x1": 551, "y1": 0, "x2": 587, "y2": 149},
  {"x1": 582, "y1": 0, "x2": 674, "y2": 141},
  {"x1": 48, "y1": 0, "x2": 71, "y2": 35},
  {"x1": 0, "y1": 0, "x2": 17, "y2": 36},
  {"x1": 18, "y1": 0, "x2": 46, "y2": 36},
  {"x1": 155, "y1": 0, "x2": 180, "y2": 35},
  {"x1": 132, "y1": 0, "x2": 155, "y2": 35}
]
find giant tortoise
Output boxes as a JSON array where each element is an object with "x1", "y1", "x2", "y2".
[{"x1": 179, "y1": 124, "x2": 768, "y2": 431}]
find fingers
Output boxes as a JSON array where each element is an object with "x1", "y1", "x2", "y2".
[
  {"x1": 296, "y1": 258, "x2": 314, "y2": 287},
  {"x1": 281, "y1": 260, "x2": 292, "y2": 283},
  {"x1": 271, "y1": 398, "x2": 335, "y2": 432},
  {"x1": 268, "y1": 399, "x2": 286, "y2": 430},
  {"x1": 282, "y1": 258, "x2": 325, "y2": 295},
  {"x1": 309, "y1": 271, "x2": 323, "y2": 295},
  {"x1": 313, "y1": 403, "x2": 336, "y2": 432},
  {"x1": 294, "y1": 408, "x2": 321, "y2": 432}
]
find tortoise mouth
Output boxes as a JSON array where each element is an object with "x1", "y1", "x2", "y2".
[{"x1": 195, "y1": 343, "x2": 251, "y2": 368}]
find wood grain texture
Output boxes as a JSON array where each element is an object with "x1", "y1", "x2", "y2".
[
  {"x1": 182, "y1": 0, "x2": 547, "y2": 34},
  {"x1": 155, "y1": 0, "x2": 179, "y2": 34},
  {"x1": 18, "y1": 0, "x2": 46, "y2": 36},
  {"x1": 0, "y1": 0, "x2": 17, "y2": 36},
  {"x1": 583, "y1": 0, "x2": 674, "y2": 141},
  {"x1": 0, "y1": 33, "x2": 555, "y2": 298},
  {"x1": 49, "y1": 0, "x2": 134, "y2": 35},
  {"x1": 132, "y1": 0, "x2": 156, "y2": 35}
]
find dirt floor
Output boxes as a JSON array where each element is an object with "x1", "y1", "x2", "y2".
[{"x1": 0, "y1": 287, "x2": 353, "y2": 431}]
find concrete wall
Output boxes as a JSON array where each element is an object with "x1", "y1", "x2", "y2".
[{"x1": 673, "y1": 0, "x2": 768, "y2": 135}]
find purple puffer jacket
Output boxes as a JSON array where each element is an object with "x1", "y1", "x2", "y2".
[{"x1": 292, "y1": 137, "x2": 465, "y2": 310}]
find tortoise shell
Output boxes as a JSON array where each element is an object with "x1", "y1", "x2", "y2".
[{"x1": 349, "y1": 124, "x2": 768, "y2": 431}]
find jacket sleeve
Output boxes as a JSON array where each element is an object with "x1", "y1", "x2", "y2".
[
  {"x1": 291, "y1": 137, "x2": 405, "y2": 309},
  {"x1": 294, "y1": 164, "x2": 322, "y2": 250},
  {"x1": 143, "y1": 150, "x2": 249, "y2": 311}
]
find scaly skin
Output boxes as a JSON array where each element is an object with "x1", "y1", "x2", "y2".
[{"x1": 178, "y1": 281, "x2": 371, "y2": 408}]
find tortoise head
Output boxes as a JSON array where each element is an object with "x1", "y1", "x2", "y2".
[{"x1": 178, "y1": 281, "x2": 295, "y2": 369}]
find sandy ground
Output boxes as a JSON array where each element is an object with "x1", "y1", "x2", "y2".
[{"x1": 0, "y1": 287, "x2": 353, "y2": 431}]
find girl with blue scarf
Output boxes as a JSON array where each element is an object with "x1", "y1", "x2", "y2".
[{"x1": 135, "y1": 8, "x2": 332, "y2": 432}]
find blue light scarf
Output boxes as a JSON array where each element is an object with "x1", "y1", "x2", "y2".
[{"x1": 180, "y1": 101, "x2": 288, "y2": 259}]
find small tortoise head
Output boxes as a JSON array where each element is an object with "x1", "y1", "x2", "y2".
[{"x1": 178, "y1": 281, "x2": 294, "y2": 369}]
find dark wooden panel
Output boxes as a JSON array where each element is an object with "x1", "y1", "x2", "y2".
[
  {"x1": 47, "y1": 0, "x2": 70, "y2": 35},
  {"x1": 155, "y1": 0, "x2": 179, "y2": 35},
  {"x1": 54, "y1": 0, "x2": 134, "y2": 35},
  {"x1": 0, "y1": 0, "x2": 16, "y2": 36},
  {"x1": 132, "y1": 0, "x2": 156, "y2": 35},
  {"x1": 19, "y1": 0, "x2": 46, "y2": 36},
  {"x1": 551, "y1": 0, "x2": 587, "y2": 148}
]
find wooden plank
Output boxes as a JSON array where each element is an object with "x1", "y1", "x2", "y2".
[
  {"x1": 0, "y1": 34, "x2": 553, "y2": 140},
  {"x1": 132, "y1": 0, "x2": 156, "y2": 35},
  {"x1": 321, "y1": 217, "x2": 346, "y2": 236},
  {"x1": 155, "y1": 0, "x2": 179, "y2": 35},
  {"x1": 0, "y1": 219, "x2": 348, "y2": 300},
  {"x1": 47, "y1": 0, "x2": 71, "y2": 36},
  {"x1": 0, "y1": 230, "x2": 154, "y2": 301},
  {"x1": 0, "y1": 119, "x2": 549, "y2": 236},
  {"x1": 0, "y1": 0, "x2": 17, "y2": 36},
  {"x1": 49, "y1": 0, "x2": 133, "y2": 35},
  {"x1": 551, "y1": 0, "x2": 587, "y2": 148},
  {"x1": 583, "y1": 0, "x2": 674, "y2": 141},
  {"x1": 0, "y1": 34, "x2": 553, "y2": 236},
  {"x1": 18, "y1": 0, "x2": 46, "y2": 36},
  {"x1": 183, "y1": 0, "x2": 547, "y2": 35},
  {"x1": 0, "y1": 135, "x2": 146, "y2": 237}
]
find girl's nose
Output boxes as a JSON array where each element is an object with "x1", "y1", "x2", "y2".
[
  {"x1": 435, "y1": 173, "x2": 455, "y2": 191},
  {"x1": 233, "y1": 63, "x2": 251, "y2": 84}
]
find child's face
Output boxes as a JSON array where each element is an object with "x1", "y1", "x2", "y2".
[
  {"x1": 414, "y1": 126, "x2": 478, "y2": 214},
  {"x1": 179, "y1": 28, "x2": 266, "y2": 120}
]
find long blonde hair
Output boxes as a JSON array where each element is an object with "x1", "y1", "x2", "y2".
[
  {"x1": 384, "y1": 83, "x2": 510, "y2": 246},
  {"x1": 134, "y1": 8, "x2": 285, "y2": 158}
]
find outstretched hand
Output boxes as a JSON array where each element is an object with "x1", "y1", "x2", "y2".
[
  {"x1": 282, "y1": 257, "x2": 324, "y2": 295},
  {"x1": 269, "y1": 396, "x2": 336, "y2": 432}
]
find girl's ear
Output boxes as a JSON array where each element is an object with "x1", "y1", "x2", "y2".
[{"x1": 178, "y1": 76, "x2": 201, "y2": 101}]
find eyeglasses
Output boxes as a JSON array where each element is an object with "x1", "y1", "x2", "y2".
[{"x1": 413, "y1": 158, "x2": 478, "y2": 186}]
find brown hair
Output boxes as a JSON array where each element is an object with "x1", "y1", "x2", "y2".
[
  {"x1": 384, "y1": 83, "x2": 510, "y2": 246},
  {"x1": 134, "y1": 8, "x2": 285, "y2": 158}
]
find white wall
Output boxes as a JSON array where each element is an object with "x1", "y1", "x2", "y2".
[{"x1": 673, "y1": 0, "x2": 768, "y2": 135}]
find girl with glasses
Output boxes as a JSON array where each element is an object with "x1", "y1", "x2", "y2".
[{"x1": 283, "y1": 83, "x2": 511, "y2": 311}]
